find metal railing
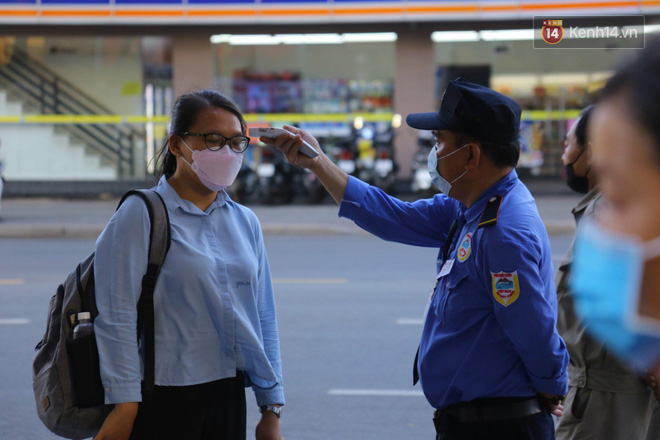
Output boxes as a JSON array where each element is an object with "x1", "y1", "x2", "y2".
[{"x1": 0, "y1": 48, "x2": 144, "y2": 177}]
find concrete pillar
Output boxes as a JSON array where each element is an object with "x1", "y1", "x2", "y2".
[
  {"x1": 172, "y1": 33, "x2": 214, "y2": 98},
  {"x1": 394, "y1": 29, "x2": 435, "y2": 179}
]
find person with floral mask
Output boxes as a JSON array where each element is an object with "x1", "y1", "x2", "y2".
[
  {"x1": 571, "y1": 39, "x2": 660, "y2": 391},
  {"x1": 555, "y1": 104, "x2": 660, "y2": 440},
  {"x1": 92, "y1": 90, "x2": 284, "y2": 440},
  {"x1": 265, "y1": 78, "x2": 568, "y2": 440}
]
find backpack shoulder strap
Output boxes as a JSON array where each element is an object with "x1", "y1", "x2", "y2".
[
  {"x1": 117, "y1": 189, "x2": 171, "y2": 268},
  {"x1": 117, "y1": 189, "x2": 171, "y2": 395}
]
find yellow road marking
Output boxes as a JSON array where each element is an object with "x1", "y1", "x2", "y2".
[
  {"x1": 0, "y1": 279, "x2": 26, "y2": 285},
  {"x1": 0, "y1": 318, "x2": 30, "y2": 325}
]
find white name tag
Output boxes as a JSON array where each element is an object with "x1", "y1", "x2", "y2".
[{"x1": 437, "y1": 259, "x2": 455, "y2": 279}]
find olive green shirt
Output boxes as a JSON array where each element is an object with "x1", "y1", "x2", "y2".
[{"x1": 556, "y1": 187, "x2": 649, "y2": 394}]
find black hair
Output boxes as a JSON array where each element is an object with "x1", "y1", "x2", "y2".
[
  {"x1": 574, "y1": 105, "x2": 594, "y2": 148},
  {"x1": 155, "y1": 89, "x2": 247, "y2": 179},
  {"x1": 454, "y1": 132, "x2": 521, "y2": 169},
  {"x1": 598, "y1": 37, "x2": 660, "y2": 161}
]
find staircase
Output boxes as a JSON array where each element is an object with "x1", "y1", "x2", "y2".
[
  {"x1": 0, "y1": 91, "x2": 118, "y2": 180},
  {"x1": 0, "y1": 47, "x2": 145, "y2": 180}
]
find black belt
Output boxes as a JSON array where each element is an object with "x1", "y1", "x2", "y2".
[{"x1": 433, "y1": 397, "x2": 543, "y2": 433}]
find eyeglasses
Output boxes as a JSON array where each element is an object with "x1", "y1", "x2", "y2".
[{"x1": 180, "y1": 132, "x2": 251, "y2": 153}]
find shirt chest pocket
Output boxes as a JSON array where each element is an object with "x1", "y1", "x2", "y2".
[{"x1": 439, "y1": 263, "x2": 470, "y2": 326}]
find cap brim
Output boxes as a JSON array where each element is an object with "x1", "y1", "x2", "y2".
[{"x1": 406, "y1": 112, "x2": 451, "y2": 130}]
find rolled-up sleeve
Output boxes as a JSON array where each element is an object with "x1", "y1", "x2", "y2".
[
  {"x1": 481, "y1": 237, "x2": 569, "y2": 396},
  {"x1": 338, "y1": 176, "x2": 460, "y2": 248},
  {"x1": 94, "y1": 195, "x2": 150, "y2": 404}
]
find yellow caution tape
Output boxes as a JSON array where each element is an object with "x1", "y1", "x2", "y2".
[
  {"x1": 0, "y1": 111, "x2": 582, "y2": 125},
  {"x1": 0, "y1": 116, "x2": 21, "y2": 123},
  {"x1": 522, "y1": 110, "x2": 582, "y2": 120},
  {"x1": 23, "y1": 115, "x2": 124, "y2": 124},
  {"x1": 244, "y1": 113, "x2": 395, "y2": 123},
  {"x1": 125, "y1": 115, "x2": 170, "y2": 124}
]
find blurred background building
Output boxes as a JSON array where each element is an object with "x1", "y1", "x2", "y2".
[{"x1": 0, "y1": 0, "x2": 658, "y2": 198}]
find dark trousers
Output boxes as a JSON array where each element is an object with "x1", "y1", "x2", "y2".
[
  {"x1": 129, "y1": 373, "x2": 246, "y2": 440},
  {"x1": 436, "y1": 410, "x2": 555, "y2": 440}
]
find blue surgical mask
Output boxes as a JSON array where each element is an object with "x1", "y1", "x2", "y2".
[
  {"x1": 427, "y1": 143, "x2": 469, "y2": 196},
  {"x1": 570, "y1": 220, "x2": 660, "y2": 370}
]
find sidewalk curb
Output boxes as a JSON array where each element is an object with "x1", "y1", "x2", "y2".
[{"x1": 0, "y1": 222, "x2": 574, "y2": 239}]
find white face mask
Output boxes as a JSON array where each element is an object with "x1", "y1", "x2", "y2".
[
  {"x1": 180, "y1": 139, "x2": 243, "y2": 191},
  {"x1": 427, "y1": 143, "x2": 469, "y2": 196}
]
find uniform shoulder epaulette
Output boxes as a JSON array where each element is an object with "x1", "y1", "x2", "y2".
[{"x1": 478, "y1": 195, "x2": 502, "y2": 229}]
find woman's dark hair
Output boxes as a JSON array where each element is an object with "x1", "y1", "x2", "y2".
[
  {"x1": 574, "y1": 105, "x2": 594, "y2": 148},
  {"x1": 156, "y1": 89, "x2": 247, "y2": 179},
  {"x1": 599, "y1": 37, "x2": 660, "y2": 160}
]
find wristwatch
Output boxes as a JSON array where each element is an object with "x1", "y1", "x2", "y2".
[{"x1": 259, "y1": 405, "x2": 282, "y2": 418}]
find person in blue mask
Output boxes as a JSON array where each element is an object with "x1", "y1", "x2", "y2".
[
  {"x1": 571, "y1": 39, "x2": 660, "y2": 378},
  {"x1": 92, "y1": 90, "x2": 284, "y2": 440},
  {"x1": 264, "y1": 78, "x2": 569, "y2": 440},
  {"x1": 554, "y1": 105, "x2": 660, "y2": 440}
]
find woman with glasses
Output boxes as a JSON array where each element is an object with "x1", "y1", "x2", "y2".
[{"x1": 92, "y1": 90, "x2": 284, "y2": 440}]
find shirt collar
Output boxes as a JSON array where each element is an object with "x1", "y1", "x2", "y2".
[
  {"x1": 572, "y1": 186, "x2": 600, "y2": 217},
  {"x1": 156, "y1": 175, "x2": 229, "y2": 215},
  {"x1": 464, "y1": 169, "x2": 518, "y2": 225}
]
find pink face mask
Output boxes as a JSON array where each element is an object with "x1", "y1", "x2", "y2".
[{"x1": 180, "y1": 139, "x2": 243, "y2": 191}]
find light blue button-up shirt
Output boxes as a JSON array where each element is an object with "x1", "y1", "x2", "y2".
[
  {"x1": 339, "y1": 170, "x2": 568, "y2": 410},
  {"x1": 94, "y1": 176, "x2": 284, "y2": 407}
]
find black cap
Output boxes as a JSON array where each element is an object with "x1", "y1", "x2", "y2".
[{"x1": 406, "y1": 78, "x2": 522, "y2": 143}]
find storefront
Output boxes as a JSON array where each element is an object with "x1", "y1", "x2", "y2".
[{"x1": 0, "y1": 0, "x2": 658, "y2": 185}]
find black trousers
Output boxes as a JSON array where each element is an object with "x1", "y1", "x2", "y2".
[
  {"x1": 436, "y1": 410, "x2": 555, "y2": 440},
  {"x1": 129, "y1": 373, "x2": 247, "y2": 440}
]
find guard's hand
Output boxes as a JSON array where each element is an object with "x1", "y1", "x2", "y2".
[
  {"x1": 93, "y1": 402, "x2": 138, "y2": 440},
  {"x1": 538, "y1": 393, "x2": 565, "y2": 417},
  {"x1": 255, "y1": 411, "x2": 281, "y2": 440},
  {"x1": 262, "y1": 125, "x2": 323, "y2": 169}
]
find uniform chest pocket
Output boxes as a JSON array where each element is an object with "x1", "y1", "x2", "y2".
[{"x1": 440, "y1": 264, "x2": 470, "y2": 325}]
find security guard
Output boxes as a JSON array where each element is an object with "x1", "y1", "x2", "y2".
[{"x1": 267, "y1": 78, "x2": 569, "y2": 440}]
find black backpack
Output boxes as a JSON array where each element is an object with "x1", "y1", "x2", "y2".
[{"x1": 32, "y1": 189, "x2": 171, "y2": 439}]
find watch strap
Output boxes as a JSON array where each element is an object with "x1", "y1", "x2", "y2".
[{"x1": 260, "y1": 405, "x2": 282, "y2": 418}]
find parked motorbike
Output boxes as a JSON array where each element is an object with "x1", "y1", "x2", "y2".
[
  {"x1": 355, "y1": 125, "x2": 375, "y2": 184},
  {"x1": 256, "y1": 145, "x2": 295, "y2": 205},
  {"x1": 411, "y1": 130, "x2": 437, "y2": 198},
  {"x1": 299, "y1": 136, "x2": 328, "y2": 204},
  {"x1": 332, "y1": 136, "x2": 357, "y2": 177},
  {"x1": 227, "y1": 160, "x2": 258, "y2": 204},
  {"x1": 372, "y1": 126, "x2": 397, "y2": 194}
]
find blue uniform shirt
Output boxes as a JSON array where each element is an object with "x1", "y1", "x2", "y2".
[
  {"x1": 339, "y1": 170, "x2": 568, "y2": 409},
  {"x1": 94, "y1": 176, "x2": 284, "y2": 407}
]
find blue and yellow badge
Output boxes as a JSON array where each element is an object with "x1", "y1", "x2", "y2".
[
  {"x1": 491, "y1": 271, "x2": 520, "y2": 307},
  {"x1": 457, "y1": 233, "x2": 472, "y2": 263}
]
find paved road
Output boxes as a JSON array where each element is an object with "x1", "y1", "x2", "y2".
[{"x1": 0, "y1": 232, "x2": 573, "y2": 440}]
